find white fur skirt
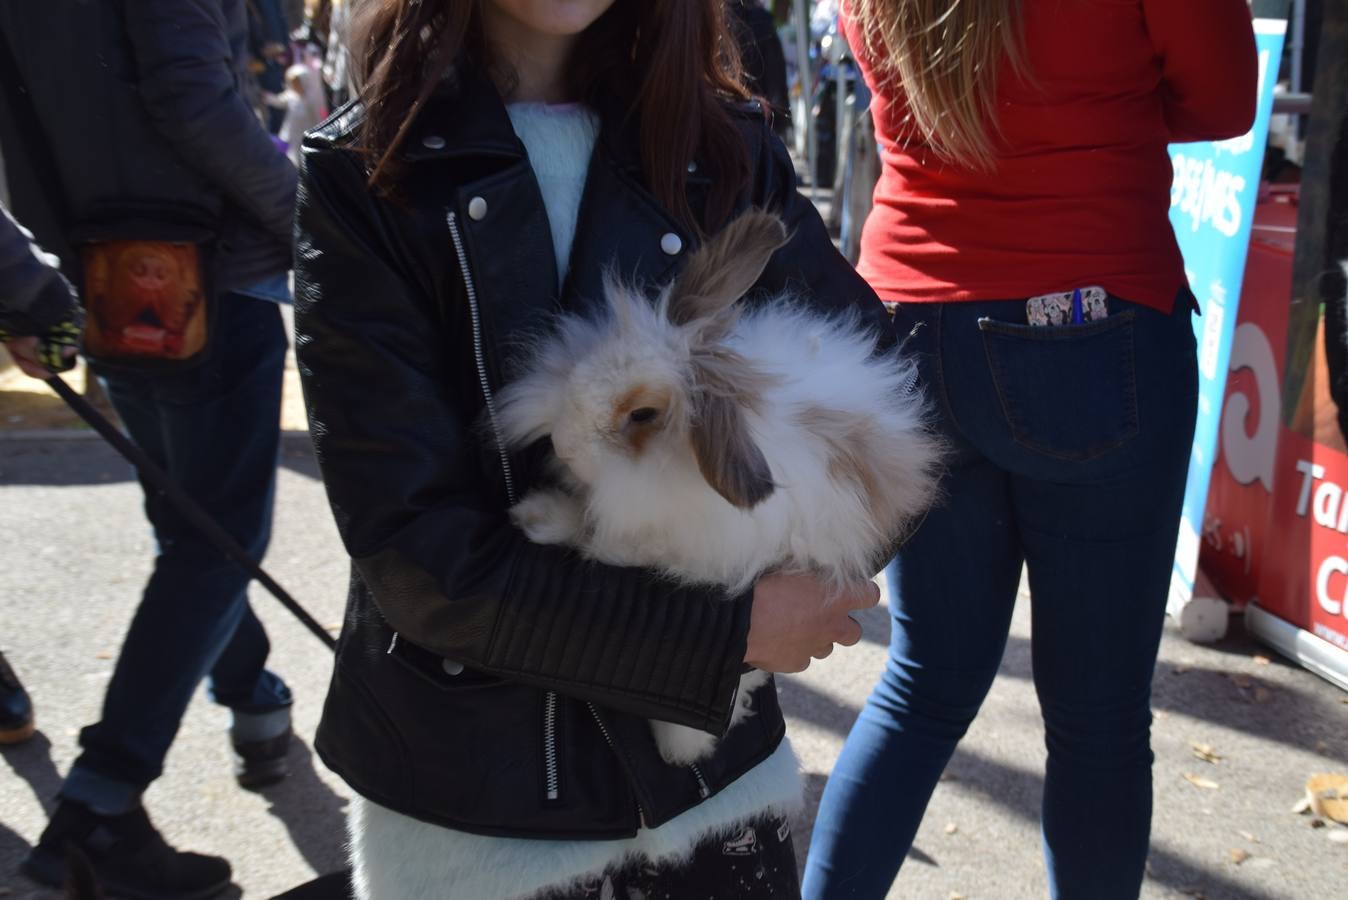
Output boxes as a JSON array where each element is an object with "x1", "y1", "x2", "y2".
[{"x1": 348, "y1": 738, "x2": 802, "y2": 900}]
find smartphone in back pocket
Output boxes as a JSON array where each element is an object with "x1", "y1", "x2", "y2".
[{"x1": 1025, "y1": 285, "x2": 1108, "y2": 326}]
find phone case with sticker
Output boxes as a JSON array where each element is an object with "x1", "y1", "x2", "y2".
[{"x1": 1025, "y1": 286, "x2": 1108, "y2": 326}]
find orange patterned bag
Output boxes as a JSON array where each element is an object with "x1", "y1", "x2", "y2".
[{"x1": 81, "y1": 241, "x2": 211, "y2": 367}]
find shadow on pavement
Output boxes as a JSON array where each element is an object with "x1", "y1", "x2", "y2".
[
  {"x1": 1150, "y1": 660, "x2": 1348, "y2": 765},
  {"x1": 0, "y1": 821, "x2": 40, "y2": 893},
  {"x1": 2, "y1": 731, "x2": 63, "y2": 815},
  {"x1": 778, "y1": 676, "x2": 860, "y2": 740},
  {"x1": 0, "y1": 733, "x2": 62, "y2": 897},
  {"x1": 0, "y1": 440, "x2": 134, "y2": 486},
  {"x1": 946, "y1": 746, "x2": 1281, "y2": 900},
  {"x1": 861, "y1": 619, "x2": 1346, "y2": 765},
  {"x1": 258, "y1": 736, "x2": 348, "y2": 879},
  {"x1": 792, "y1": 761, "x2": 977, "y2": 886},
  {"x1": 782, "y1": 651, "x2": 1313, "y2": 898},
  {"x1": 0, "y1": 432, "x2": 321, "y2": 488},
  {"x1": 270, "y1": 869, "x2": 354, "y2": 899},
  {"x1": 278, "y1": 433, "x2": 321, "y2": 481}
]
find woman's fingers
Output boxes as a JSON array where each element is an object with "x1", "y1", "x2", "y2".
[
  {"x1": 835, "y1": 613, "x2": 864, "y2": 647},
  {"x1": 5, "y1": 337, "x2": 54, "y2": 380}
]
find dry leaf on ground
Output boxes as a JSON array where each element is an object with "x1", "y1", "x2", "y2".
[
  {"x1": 1238, "y1": 830, "x2": 1260, "y2": 843},
  {"x1": 1306, "y1": 774, "x2": 1348, "y2": 824},
  {"x1": 1184, "y1": 773, "x2": 1220, "y2": 790},
  {"x1": 1253, "y1": 655, "x2": 1271, "y2": 665},
  {"x1": 1190, "y1": 741, "x2": 1223, "y2": 764},
  {"x1": 944, "y1": 822, "x2": 959, "y2": 835},
  {"x1": 1228, "y1": 848, "x2": 1250, "y2": 865},
  {"x1": 94, "y1": 651, "x2": 112, "y2": 660}
]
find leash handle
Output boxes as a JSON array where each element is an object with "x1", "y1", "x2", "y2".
[{"x1": 48, "y1": 375, "x2": 337, "y2": 651}]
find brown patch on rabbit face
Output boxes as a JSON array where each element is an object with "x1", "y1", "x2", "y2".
[
  {"x1": 610, "y1": 384, "x2": 676, "y2": 456},
  {"x1": 691, "y1": 392, "x2": 775, "y2": 509},
  {"x1": 690, "y1": 348, "x2": 777, "y2": 509},
  {"x1": 665, "y1": 209, "x2": 789, "y2": 339}
]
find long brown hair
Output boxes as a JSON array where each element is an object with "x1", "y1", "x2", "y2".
[
  {"x1": 353, "y1": 0, "x2": 752, "y2": 230},
  {"x1": 850, "y1": 0, "x2": 1026, "y2": 170}
]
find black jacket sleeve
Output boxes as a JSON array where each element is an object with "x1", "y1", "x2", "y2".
[
  {"x1": 0, "y1": 203, "x2": 79, "y2": 336},
  {"x1": 122, "y1": 0, "x2": 297, "y2": 246},
  {"x1": 294, "y1": 145, "x2": 753, "y2": 735}
]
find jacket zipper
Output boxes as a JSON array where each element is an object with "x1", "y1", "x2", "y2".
[
  {"x1": 587, "y1": 701, "x2": 648, "y2": 826},
  {"x1": 450, "y1": 208, "x2": 570, "y2": 804},
  {"x1": 445, "y1": 209, "x2": 517, "y2": 507},
  {"x1": 688, "y1": 762, "x2": 711, "y2": 799},
  {"x1": 543, "y1": 690, "x2": 561, "y2": 801}
]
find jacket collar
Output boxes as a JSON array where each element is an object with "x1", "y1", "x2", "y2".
[
  {"x1": 399, "y1": 63, "x2": 716, "y2": 399},
  {"x1": 403, "y1": 66, "x2": 525, "y2": 164},
  {"x1": 399, "y1": 63, "x2": 712, "y2": 188}
]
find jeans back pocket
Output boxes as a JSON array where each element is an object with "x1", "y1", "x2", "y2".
[{"x1": 978, "y1": 312, "x2": 1139, "y2": 461}]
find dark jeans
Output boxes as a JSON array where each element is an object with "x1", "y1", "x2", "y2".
[
  {"x1": 803, "y1": 294, "x2": 1198, "y2": 899},
  {"x1": 63, "y1": 294, "x2": 292, "y2": 812}
]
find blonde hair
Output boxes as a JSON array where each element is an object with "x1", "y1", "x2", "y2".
[{"x1": 851, "y1": 0, "x2": 1026, "y2": 170}]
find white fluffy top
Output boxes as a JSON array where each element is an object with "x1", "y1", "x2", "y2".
[{"x1": 506, "y1": 102, "x2": 600, "y2": 290}]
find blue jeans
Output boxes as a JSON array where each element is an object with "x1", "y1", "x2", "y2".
[
  {"x1": 803, "y1": 294, "x2": 1197, "y2": 899},
  {"x1": 62, "y1": 293, "x2": 292, "y2": 813}
]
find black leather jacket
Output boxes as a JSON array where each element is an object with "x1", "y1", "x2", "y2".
[{"x1": 294, "y1": 69, "x2": 891, "y2": 839}]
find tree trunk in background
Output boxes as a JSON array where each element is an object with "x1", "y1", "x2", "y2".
[{"x1": 1284, "y1": 3, "x2": 1348, "y2": 437}]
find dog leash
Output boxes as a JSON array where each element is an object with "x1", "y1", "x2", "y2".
[{"x1": 47, "y1": 375, "x2": 338, "y2": 651}]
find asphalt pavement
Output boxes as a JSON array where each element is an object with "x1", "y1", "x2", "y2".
[{"x1": 1, "y1": 387, "x2": 1347, "y2": 899}]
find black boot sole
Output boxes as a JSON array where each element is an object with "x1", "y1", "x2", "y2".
[
  {"x1": 22, "y1": 847, "x2": 232, "y2": 900},
  {"x1": 0, "y1": 719, "x2": 35, "y2": 744},
  {"x1": 235, "y1": 756, "x2": 289, "y2": 790}
]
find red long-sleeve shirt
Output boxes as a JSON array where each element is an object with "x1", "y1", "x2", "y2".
[{"x1": 841, "y1": 0, "x2": 1258, "y2": 311}]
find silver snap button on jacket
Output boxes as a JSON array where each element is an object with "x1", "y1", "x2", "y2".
[
  {"x1": 468, "y1": 196, "x2": 488, "y2": 220},
  {"x1": 660, "y1": 233, "x2": 683, "y2": 255},
  {"x1": 421, "y1": 134, "x2": 446, "y2": 150}
]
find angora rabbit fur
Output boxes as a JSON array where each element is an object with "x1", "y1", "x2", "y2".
[{"x1": 497, "y1": 209, "x2": 941, "y2": 765}]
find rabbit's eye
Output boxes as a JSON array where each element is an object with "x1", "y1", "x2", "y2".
[{"x1": 628, "y1": 407, "x2": 660, "y2": 425}]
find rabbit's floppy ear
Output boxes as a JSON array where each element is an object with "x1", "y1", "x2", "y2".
[
  {"x1": 666, "y1": 209, "x2": 789, "y2": 331},
  {"x1": 689, "y1": 348, "x2": 776, "y2": 509}
]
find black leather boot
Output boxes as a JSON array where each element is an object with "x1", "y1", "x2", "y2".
[{"x1": 0, "y1": 650, "x2": 34, "y2": 744}]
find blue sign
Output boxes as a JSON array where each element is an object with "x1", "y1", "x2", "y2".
[{"x1": 1168, "y1": 19, "x2": 1289, "y2": 615}]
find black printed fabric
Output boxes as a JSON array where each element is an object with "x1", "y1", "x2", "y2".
[{"x1": 544, "y1": 816, "x2": 800, "y2": 900}]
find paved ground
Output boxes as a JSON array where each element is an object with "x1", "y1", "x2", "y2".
[{"x1": 1, "y1": 419, "x2": 1347, "y2": 899}]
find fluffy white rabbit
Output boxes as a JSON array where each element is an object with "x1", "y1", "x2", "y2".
[{"x1": 497, "y1": 209, "x2": 942, "y2": 765}]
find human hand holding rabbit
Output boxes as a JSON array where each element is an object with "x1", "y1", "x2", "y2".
[{"x1": 746, "y1": 573, "x2": 880, "y2": 673}]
